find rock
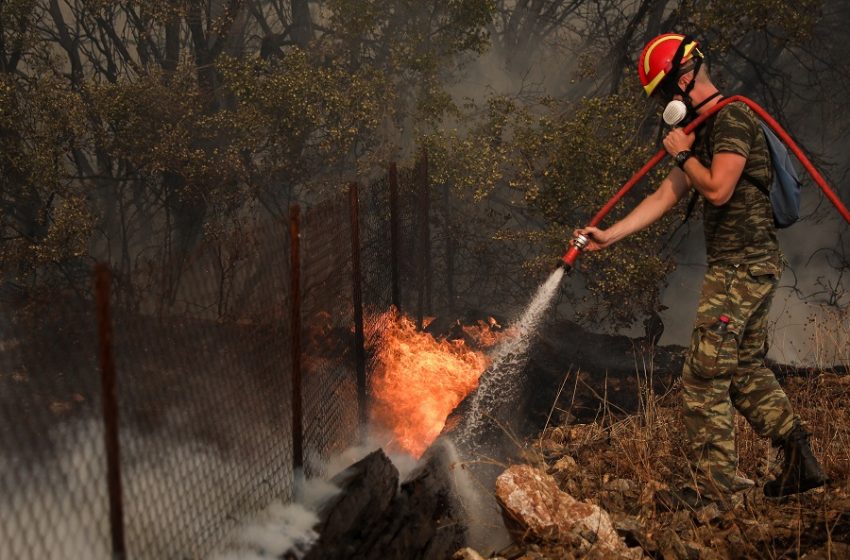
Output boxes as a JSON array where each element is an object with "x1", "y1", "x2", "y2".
[
  {"x1": 694, "y1": 502, "x2": 722, "y2": 525},
  {"x1": 452, "y1": 547, "x2": 486, "y2": 560},
  {"x1": 599, "y1": 490, "x2": 626, "y2": 513},
  {"x1": 613, "y1": 515, "x2": 656, "y2": 553},
  {"x1": 540, "y1": 438, "x2": 566, "y2": 456},
  {"x1": 683, "y1": 540, "x2": 723, "y2": 560},
  {"x1": 567, "y1": 422, "x2": 605, "y2": 443},
  {"x1": 542, "y1": 425, "x2": 564, "y2": 443},
  {"x1": 494, "y1": 465, "x2": 638, "y2": 558},
  {"x1": 304, "y1": 441, "x2": 466, "y2": 560},
  {"x1": 605, "y1": 478, "x2": 633, "y2": 494},
  {"x1": 637, "y1": 480, "x2": 667, "y2": 508},
  {"x1": 551, "y1": 454, "x2": 577, "y2": 474},
  {"x1": 370, "y1": 439, "x2": 468, "y2": 560}
]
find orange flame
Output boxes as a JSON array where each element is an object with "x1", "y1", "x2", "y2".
[{"x1": 368, "y1": 310, "x2": 489, "y2": 458}]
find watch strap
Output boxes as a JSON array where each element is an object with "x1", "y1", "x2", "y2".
[{"x1": 675, "y1": 150, "x2": 693, "y2": 169}]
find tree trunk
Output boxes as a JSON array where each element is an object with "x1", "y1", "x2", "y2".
[{"x1": 290, "y1": 0, "x2": 312, "y2": 48}]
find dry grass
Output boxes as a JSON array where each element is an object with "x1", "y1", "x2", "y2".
[{"x1": 521, "y1": 308, "x2": 850, "y2": 559}]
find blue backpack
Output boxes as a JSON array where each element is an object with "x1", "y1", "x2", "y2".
[{"x1": 744, "y1": 121, "x2": 802, "y2": 228}]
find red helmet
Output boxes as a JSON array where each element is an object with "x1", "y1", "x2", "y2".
[{"x1": 638, "y1": 34, "x2": 703, "y2": 96}]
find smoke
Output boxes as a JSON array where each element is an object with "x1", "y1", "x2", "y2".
[
  {"x1": 1, "y1": 418, "x2": 268, "y2": 559},
  {"x1": 209, "y1": 427, "x2": 420, "y2": 560},
  {"x1": 0, "y1": 416, "x2": 307, "y2": 560},
  {"x1": 322, "y1": 428, "x2": 420, "y2": 483},
  {"x1": 0, "y1": 418, "x2": 391, "y2": 559},
  {"x1": 208, "y1": 481, "x2": 336, "y2": 560},
  {"x1": 1, "y1": 405, "x2": 454, "y2": 560}
]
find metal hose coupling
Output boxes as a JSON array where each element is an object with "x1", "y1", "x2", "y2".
[{"x1": 560, "y1": 233, "x2": 589, "y2": 272}]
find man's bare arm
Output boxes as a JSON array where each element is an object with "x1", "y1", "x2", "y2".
[
  {"x1": 574, "y1": 167, "x2": 691, "y2": 250},
  {"x1": 663, "y1": 128, "x2": 745, "y2": 206},
  {"x1": 680, "y1": 151, "x2": 746, "y2": 206}
]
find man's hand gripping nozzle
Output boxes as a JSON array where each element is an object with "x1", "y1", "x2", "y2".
[{"x1": 560, "y1": 233, "x2": 589, "y2": 273}]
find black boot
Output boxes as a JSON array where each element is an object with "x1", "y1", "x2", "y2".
[{"x1": 763, "y1": 425, "x2": 829, "y2": 498}]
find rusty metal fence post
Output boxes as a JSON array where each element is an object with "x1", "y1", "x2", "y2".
[
  {"x1": 94, "y1": 263, "x2": 126, "y2": 560},
  {"x1": 388, "y1": 162, "x2": 401, "y2": 313},
  {"x1": 289, "y1": 205, "x2": 304, "y2": 471},
  {"x1": 348, "y1": 183, "x2": 368, "y2": 432}
]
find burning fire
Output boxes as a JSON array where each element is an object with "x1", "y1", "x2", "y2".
[{"x1": 367, "y1": 310, "x2": 491, "y2": 458}]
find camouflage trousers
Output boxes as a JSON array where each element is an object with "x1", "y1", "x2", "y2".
[{"x1": 682, "y1": 260, "x2": 798, "y2": 496}]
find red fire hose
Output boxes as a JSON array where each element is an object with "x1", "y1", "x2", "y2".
[{"x1": 562, "y1": 95, "x2": 850, "y2": 269}]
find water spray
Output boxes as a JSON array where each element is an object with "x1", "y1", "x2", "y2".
[{"x1": 560, "y1": 95, "x2": 850, "y2": 272}]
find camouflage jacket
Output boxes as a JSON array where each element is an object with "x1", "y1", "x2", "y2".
[{"x1": 692, "y1": 101, "x2": 779, "y2": 265}]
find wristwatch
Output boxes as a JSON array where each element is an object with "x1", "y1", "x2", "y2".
[{"x1": 675, "y1": 150, "x2": 693, "y2": 169}]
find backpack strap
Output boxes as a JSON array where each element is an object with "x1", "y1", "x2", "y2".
[{"x1": 742, "y1": 119, "x2": 773, "y2": 197}]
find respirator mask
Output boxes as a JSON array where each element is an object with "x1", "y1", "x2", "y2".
[{"x1": 660, "y1": 89, "x2": 722, "y2": 127}]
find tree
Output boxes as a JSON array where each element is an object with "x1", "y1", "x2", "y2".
[{"x1": 0, "y1": 0, "x2": 497, "y2": 316}]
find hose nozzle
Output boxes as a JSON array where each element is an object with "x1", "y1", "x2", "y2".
[{"x1": 560, "y1": 233, "x2": 589, "y2": 272}]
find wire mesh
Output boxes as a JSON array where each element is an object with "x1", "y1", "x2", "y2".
[
  {"x1": 359, "y1": 175, "x2": 394, "y2": 315},
  {"x1": 0, "y1": 291, "x2": 111, "y2": 560},
  {"x1": 299, "y1": 194, "x2": 359, "y2": 477},
  {"x1": 110, "y1": 210, "x2": 294, "y2": 559},
  {"x1": 395, "y1": 164, "x2": 429, "y2": 319},
  {"x1": 424, "y1": 170, "x2": 541, "y2": 319}
]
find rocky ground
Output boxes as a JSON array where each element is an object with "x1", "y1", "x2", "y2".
[{"x1": 454, "y1": 368, "x2": 850, "y2": 559}]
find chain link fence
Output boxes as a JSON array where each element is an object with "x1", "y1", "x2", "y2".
[
  {"x1": 110, "y1": 210, "x2": 295, "y2": 559},
  {"x1": 1, "y1": 155, "x2": 513, "y2": 559},
  {"x1": 299, "y1": 194, "x2": 359, "y2": 477},
  {"x1": 0, "y1": 293, "x2": 110, "y2": 559}
]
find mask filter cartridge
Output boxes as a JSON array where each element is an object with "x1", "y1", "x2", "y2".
[{"x1": 663, "y1": 100, "x2": 688, "y2": 127}]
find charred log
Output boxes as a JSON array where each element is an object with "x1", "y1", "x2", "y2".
[{"x1": 303, "y1": 441, "x2": 466, "y2": 560}]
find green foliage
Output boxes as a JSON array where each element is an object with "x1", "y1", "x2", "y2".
[
  {"x1": 320, "y1": 0, "x2": 495, "y2": 129},
  {"x1": 425, "y1": 85, "x2": 677, "y2": 327},
  {"x1": 0, "y1": 0, "x2": 39, "y2": 59},
  {"x1": 323, "y1": 0, "x2": 493, "y2": 61},
  {"x1": 1, "y1": 73, "x2": 89, "y2": 277},
  {"x1": 219, "y1": 51, "x2": 390, "y2": 185},
  {"x1": 0, "y1": 0, "x2": 496, "y2": 308}
]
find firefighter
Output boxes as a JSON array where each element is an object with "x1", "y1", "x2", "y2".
[{"x1": 573, "y1": 34, "x2": 828, "y2": 508}]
